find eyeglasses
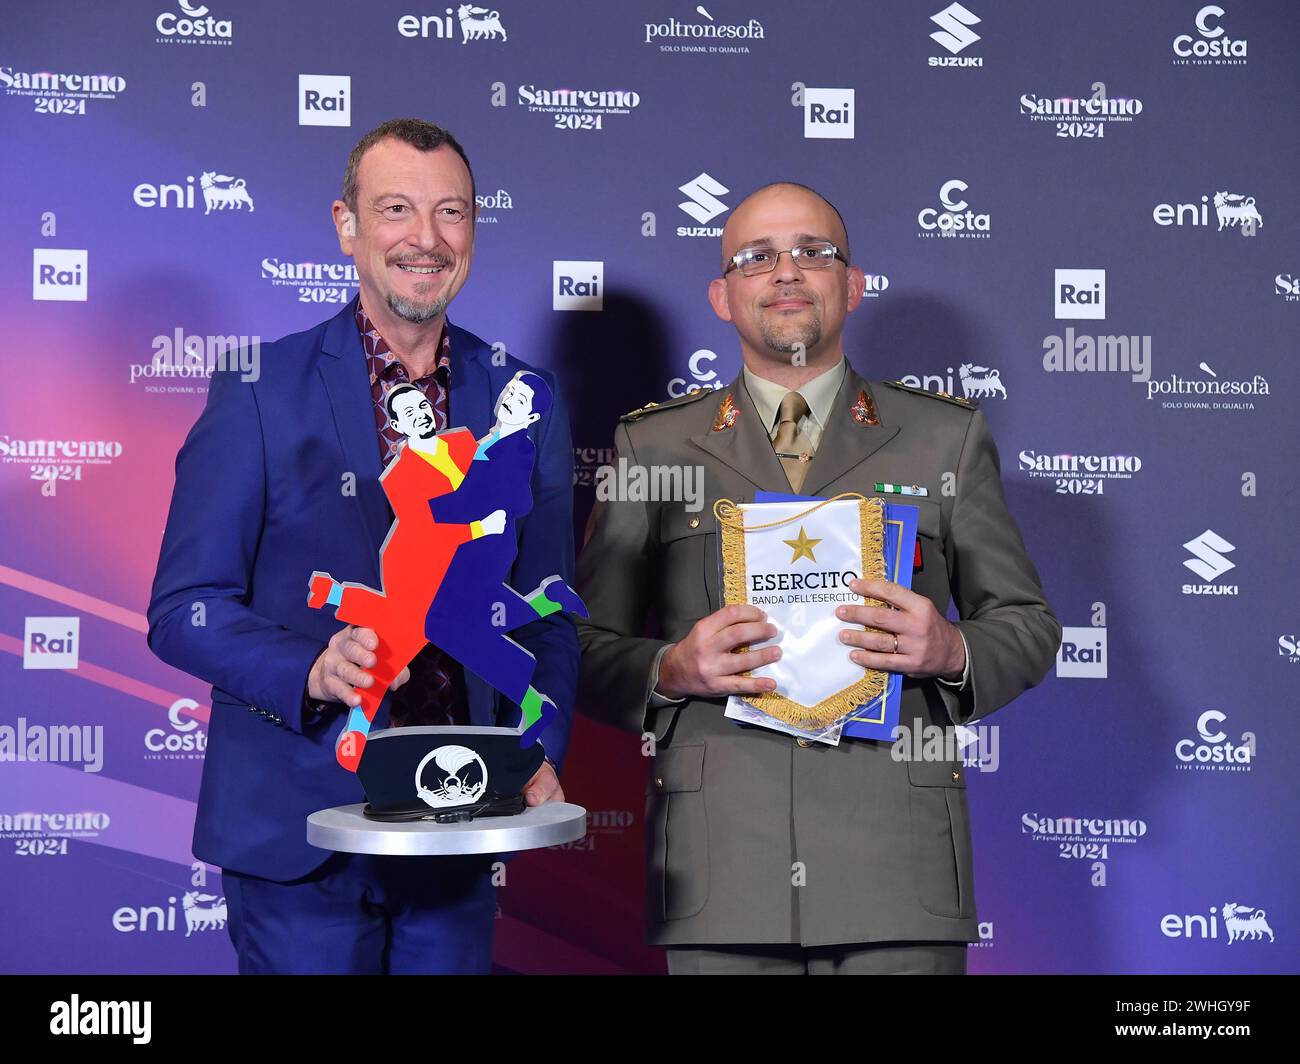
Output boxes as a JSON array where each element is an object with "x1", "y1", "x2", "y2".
[{"x1": 724, "y1": 241, "x2": 848, "y2": 278}]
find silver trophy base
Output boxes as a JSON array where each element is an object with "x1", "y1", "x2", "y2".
[{"x1": 307, "y1": 801, "x2": 588, "y2": 856}]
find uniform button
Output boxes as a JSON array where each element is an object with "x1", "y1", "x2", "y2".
[
  {"x1": 796, "y1": 738, "x2": 810, "y2": 748},
  {"x1": 655, "y1": 776, "x2": 664, "y2": 788},
  {"x1": 688, "y1": 516, "x2": 700, "y2": 529},
  {"x1": 951, "y1": 770, "x2": 961, "y2": 782}
]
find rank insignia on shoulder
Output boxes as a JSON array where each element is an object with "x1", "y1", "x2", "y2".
[
  {"x1": 712, "y1": 392, "x2": 738, "y2": 432},
  {"x1": 882, "y1": 380, "x2": 977, "y2": 409},
  {"x1": 850, "y1": 388, "x2": 881, "y2": 426},
  {"x1": 619, "y1": 386, "x2": 714, "y2": 423}
]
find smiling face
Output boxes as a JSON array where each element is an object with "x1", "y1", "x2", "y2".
[
  {"x1": 388, "y1": 389, "x2": 437, "y2": 440},
  {"x1": 333, "y1": 138, "x2": 475, "y2": 326},
  {"x1": 708, "y1": 184, "x2": 864, "y2": 371}
]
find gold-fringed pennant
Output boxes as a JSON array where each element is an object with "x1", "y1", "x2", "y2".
[{"x1": 714, "y1": 493, "x2": 888, "y2": 731}]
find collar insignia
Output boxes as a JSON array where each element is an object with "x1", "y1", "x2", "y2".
[
  {"x1": 712, "y1": 392, "x2": 739, "y2": 432},
  {"x1": 851, "y1": 388, "x2": 880, "y2": 426}
]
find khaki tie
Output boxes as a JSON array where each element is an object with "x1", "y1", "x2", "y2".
[{"x1": 772, "y1": 390, "x2": 815, "y2": 492}]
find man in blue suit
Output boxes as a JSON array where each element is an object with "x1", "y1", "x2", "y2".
[{"x1": 147, "y1": 119, "x2": 578, "y2": 974}]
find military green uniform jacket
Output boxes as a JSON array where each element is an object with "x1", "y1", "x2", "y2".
[{"x1": 576, "y1": 364, "x2": 1060, "y2": 947}]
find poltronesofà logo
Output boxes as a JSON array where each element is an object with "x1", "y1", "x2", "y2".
[
  {"x1": 474, "y1": 188, "x2": 513, "y2": 223},
  {"x1": 129, "y1": 327, "x2": 261, "y2": 391},
  {"x1": 644, "y1": 5, "x2": 766, "y2": 54},
  {"x1": 1144, "y1": 360, "x2": 1269, "y2": 413}
]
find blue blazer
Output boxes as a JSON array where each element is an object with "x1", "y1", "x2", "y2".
[{"x1": 147, "y1": 297, "x2": 578, "y2": 882}]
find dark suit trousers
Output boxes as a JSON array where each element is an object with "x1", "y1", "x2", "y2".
[
  {"x1": 222, "y1": 851, "x2": 496, "y2": 974},
  {"x1": 666, "y1": 941, "x2": 968, "y2": 975}
]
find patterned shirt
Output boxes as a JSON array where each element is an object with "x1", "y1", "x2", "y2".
[{"x1": 356, "y1": 302, "x2": 453, "y2": 466}]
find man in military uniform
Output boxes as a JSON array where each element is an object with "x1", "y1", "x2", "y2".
[{"x1": 575, "y1": 182, "x2": 1060, "y2": 975}]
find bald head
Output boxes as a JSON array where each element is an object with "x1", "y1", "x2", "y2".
[
  {"x1": 720, "y1": 183, "x2": 851, "y2": 273},
  {"x1": 707, "y1": 180, "x2": 865, "y2": 384}
]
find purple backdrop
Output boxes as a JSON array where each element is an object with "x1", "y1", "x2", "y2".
[{"x1": 2, "y1": 0, "x2": 1297, "y2": 973}]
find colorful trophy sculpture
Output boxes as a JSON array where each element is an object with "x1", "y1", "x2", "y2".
[{"x1": 308, "y1": 371, "x2": 586, "y2": 774}]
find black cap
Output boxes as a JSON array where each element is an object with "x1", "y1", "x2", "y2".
[{"x1": 357, "y1": 727, "x2": 546, "y2": 823}]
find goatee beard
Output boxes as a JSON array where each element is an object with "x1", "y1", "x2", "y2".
[
  {"x1": 388, "y1": 291, "x2": 448, "y2": 325},
  {"x1": 759, "y1": 317, "x2": 822, "y2": 355}
]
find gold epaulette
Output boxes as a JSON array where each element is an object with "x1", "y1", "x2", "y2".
[
  {"x1": 619, "y1": 386, "x2": 716, "y2": 423},
  {"x1": 881, "y1": 380, "x2": 976, "y2": 409}
]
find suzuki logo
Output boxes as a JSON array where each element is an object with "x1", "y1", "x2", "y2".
[
  {"x1": 1183, "y1": 529, "x2": 1236, "y2": 582},
  {"x1": 930, "y1": 2, "x2": 981, "y2": 54},
  {"x1": 677, "y1": 173, "x2": 730, "y2": 224}
]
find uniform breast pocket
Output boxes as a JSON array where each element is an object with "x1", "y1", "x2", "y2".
[
  {"x1": 908, "y1": 497, "x2": 949, "y2": 593},
  {"x1": 906, "y1": 756, "x2": 974, "y2": 920},
  {"x1": 657, "y1": 506, "x2": 719, "y2": 630},
  {"x1": 909, "y1": 497, "x2": 943, "y2": 549}
]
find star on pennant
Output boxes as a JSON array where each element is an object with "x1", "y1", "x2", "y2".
[{"x1": 784, "y1": 525, "x2": 822, "y2": 564}]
